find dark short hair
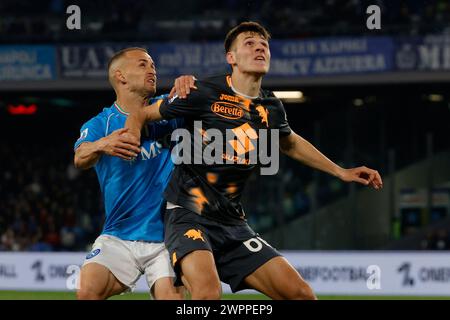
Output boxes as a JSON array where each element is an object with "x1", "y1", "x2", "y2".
[
  {"x1": 224, "y1": 21, "x2": 271, "y2": 53},
  {"x1": 107, "y1": 47, "x2": 148, "y2": 73}
]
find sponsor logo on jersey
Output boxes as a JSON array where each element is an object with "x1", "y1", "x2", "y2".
[
  {"x1": 211, "y1": 101, "x2": 244, "y2": 120},
  {"x1": 140, "y1": 141, "x2": 163, "y2": 160},
  {"x1": 219, "y1": 93, "x2": 251, "y2": 111}
]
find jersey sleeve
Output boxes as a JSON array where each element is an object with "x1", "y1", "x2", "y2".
[
  {"x1": 269, "y1": 97, "x2": 292, "y2": 137},
  {"x1": 74, "y1": 116, "x2": 106, "y2": 150},
  {"x1": 158, "y1": 89, "x2": 206, "y2": 119},
  {"x1": 147, "y1": 94, "x2": 185, "y2": 132}
]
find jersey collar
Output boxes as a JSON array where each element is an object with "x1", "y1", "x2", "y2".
[
  {"x1": 226, "y1": 75, "x2": 260, "y2": 99},
  {"x1": 113, "y1": 101, "x2": 129, "y2": 116}
]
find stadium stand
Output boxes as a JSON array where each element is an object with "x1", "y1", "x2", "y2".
[{"x1": 1, "y1": 0, "x2": 450, "y2": 43}]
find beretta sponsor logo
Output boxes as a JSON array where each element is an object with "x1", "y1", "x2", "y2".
[{"x1": 211, "y1": 101, "x2": 244, "y2": 120}]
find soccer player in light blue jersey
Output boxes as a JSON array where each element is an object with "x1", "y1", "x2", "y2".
[{"x1": 74, "y1": 47, "x2": 195, "y2": 300}]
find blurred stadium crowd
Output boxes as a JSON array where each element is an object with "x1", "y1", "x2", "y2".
[
  {"x1": 0, "y1": 143, "x2": 103, "y2": 251},
  {"x1": 1, "y1": 0, "x2": 450, "y2": 43}
]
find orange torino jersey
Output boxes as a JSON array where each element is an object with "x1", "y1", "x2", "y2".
[{"x1": 159, "y1": 74, "x2": 291, "y2": 225}]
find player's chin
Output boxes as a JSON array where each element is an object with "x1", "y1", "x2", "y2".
[
  {"x1": 144, "y1": 85, "x2": 156, "y2": 96},
  {"x1": 251, "y1": 65, "x2": 269, "y2": 75},
  {"x1": 248, "y1": 68, "x2": 268, "y2": 77}
]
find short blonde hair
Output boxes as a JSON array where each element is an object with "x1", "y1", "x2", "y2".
[{"x1": 107, "y1": 47, "x2": 148, "y2": 87}]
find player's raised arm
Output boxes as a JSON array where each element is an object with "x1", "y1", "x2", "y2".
[
  {"x1": 279, "y1": 131, "x2": 383, "y2": 190},
  {"x1": 125, "y1": 102, "x2": 163, "y2": 141},
  {"x1": 126, "y1": 75, "x2": 197, "y2": 141}
]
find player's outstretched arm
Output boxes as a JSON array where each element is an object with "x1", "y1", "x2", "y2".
[
  {"x1": 279, "y1": 131, "x2": 383, "y2": 190},
  {"x1": 74, "y1": 128, "x2": 141, "y2": 169},
  {"x1": 126, "y1": 75, "x2": 197, "y2": 141},
  {"x1": 125, "y1": 103, "x2": 163, "y2": 141}
]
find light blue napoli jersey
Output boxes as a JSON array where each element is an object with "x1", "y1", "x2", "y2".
[{"x1": 74, "y1": 95, "x2": 183, "y2": 241}]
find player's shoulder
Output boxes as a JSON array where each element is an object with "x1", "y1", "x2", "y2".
[
  {"x1": 258, "y1": 89, "x2": 286, "y2": 113},
  {"x1": 163, "y1": 75, "x2": 229, "y2": 106},
  {"x1": 82, "y1": 105, "x2": 114, "y2": 128},
  {"x1": 196, "y1": 74, "x2": 230, "y2": 92},
  {"x1": 259, "y1": 89, "x2": 283, "y2": 106},
  {"x1": 260, "y1": 88, "x2": 276, "y2": 98}
]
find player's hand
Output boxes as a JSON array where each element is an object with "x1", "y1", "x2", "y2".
[
  {"x1": 169, "y1": 75, "x2": 197, "y2": 99},
  {"x1": 338, "y1": 166, "x2": 383, "y2": 190},
  {"x1": 99, "y1": 128, "x2": 141, "y2": 160}
]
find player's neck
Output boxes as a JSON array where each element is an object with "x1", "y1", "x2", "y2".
[
  {"x1": 115, "y1": 93, "x2": 148, "y2": 114},
  {"x1": 230, "y1": 72, "x2": 262, "y2": 99}
]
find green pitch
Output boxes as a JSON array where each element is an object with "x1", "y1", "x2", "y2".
[{"x1": 0, "y1": 291, "x2": 449, "y2": 300}]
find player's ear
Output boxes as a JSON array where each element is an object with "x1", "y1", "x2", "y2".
[
  {"x1": 115, "y1": 70, "x2": 126, "y2": 85},
  {"x1": 226, "y1": 51, "x2": 236, "y2": 65}
]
